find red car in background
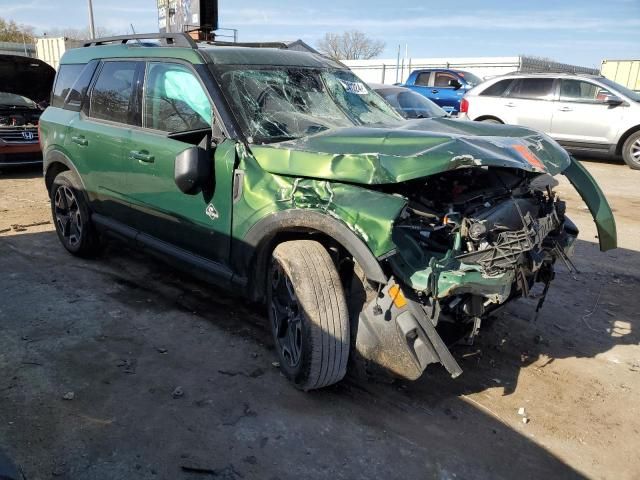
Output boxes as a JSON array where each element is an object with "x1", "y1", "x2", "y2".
[{"x1": 0, "y1": 55, "x2": 55, "y2": 167}]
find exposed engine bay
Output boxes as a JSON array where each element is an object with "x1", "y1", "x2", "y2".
[
  {"x1": 0, "y1": 108, "x2": 41, "y2": 127},
  {"x1": 388, "y1": 166, "x2": 578, "y2": 345}
]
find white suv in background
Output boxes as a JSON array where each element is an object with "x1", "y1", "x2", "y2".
[{"x1": 460, "y1": 73, "x2": 640, "y2": 169}]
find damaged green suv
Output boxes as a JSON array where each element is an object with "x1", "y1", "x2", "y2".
[{"x1": 40, "y1": 34, "x2": 617, "y2": 390}]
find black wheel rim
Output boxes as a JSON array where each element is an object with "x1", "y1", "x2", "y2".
[
  {"x1": 54, "y1": 185, "x2": 82, "y2": 248},
  {"x1": 270, "y1": 263, "x2": 303, "y2": 368}
]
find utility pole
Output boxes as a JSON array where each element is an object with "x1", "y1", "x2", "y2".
[{"x1": 88, "y1": 0, "x2": 96, "y2": 39}]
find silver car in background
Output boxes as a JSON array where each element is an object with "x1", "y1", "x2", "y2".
[{"x1": 460, "y1": 73, "x2": 640, "y2": 169}]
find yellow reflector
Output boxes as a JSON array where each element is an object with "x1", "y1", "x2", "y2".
[{"x1": 389, "y1": 284, "x2": 407, "y2": 309}]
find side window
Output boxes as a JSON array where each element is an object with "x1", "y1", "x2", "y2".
[
  {"x1": 559, "y1": 80, "x2": 612, "y2": 103},
  {"x1": 63, "y1": 61, "x2": 98, "y2": 111},
  {"x1": 89, "y1": 61, "x2": 139, "y2": 125},
  {"x1": 143, "y1": 62, "x2": 212, "y2": 133},
  {"x1": 480, "y1": 79, "x2": 514, "y2": 97},
  {"x1": 434, "y1": 72, "x2": 457, "y2": 88},
  {"x1": 51, "y1": 64, "x2": 85, "y2": 108},
  {"x1": 415, "y1": 72, "x2": 430, "y2": 86},
  {"x1": 507, "y1": 78, "x2": 554, "y2": 100}
]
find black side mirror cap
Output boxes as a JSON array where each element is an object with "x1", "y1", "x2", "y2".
[
  {"x1": 602, "y1": 94, "x2": 624, "y2": 106},
  {"x1": 175, "y1": 144, "x2": 212, "y2": 195}
]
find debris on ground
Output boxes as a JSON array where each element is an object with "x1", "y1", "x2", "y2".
[
  {"x1": 62, "y1": 392, "x2": 75, "y2": 401},
  {"x1": 518, "y1": 407, "x2": 526, "y2": 416},
  {"x1": 172, "y1": 387, "x2": 184, "y2": 399}
]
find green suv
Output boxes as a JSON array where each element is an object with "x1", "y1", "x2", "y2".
[{"x1": 40, "y1": 33, "x2": 616, "y2": 390}]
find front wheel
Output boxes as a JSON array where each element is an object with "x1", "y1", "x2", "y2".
[
  {"x1": 268, "y1": 240, "x2": 350, "y2": 391},
  {"x1": 622, "y1": 131, "x2": 640, "y2": 170}
]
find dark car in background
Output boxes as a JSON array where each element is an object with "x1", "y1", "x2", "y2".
[
  {"x1": 371, "y1": 84, "x2": 448, "y2": 119},
  {"x1": 0, "y1": 55, "x2": 55, "y2": 167}
]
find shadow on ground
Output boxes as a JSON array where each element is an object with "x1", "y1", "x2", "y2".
[{"x1": 1, "y1": 230, "x2": 637, "y2": 479}]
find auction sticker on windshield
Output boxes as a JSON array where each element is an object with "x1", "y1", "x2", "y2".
[{"x1": 339, "y1": 79, "x2": 368, "y2": 95}]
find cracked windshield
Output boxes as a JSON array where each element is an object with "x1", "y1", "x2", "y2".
[{"x1": 215, "y1": 67, "x2": 403, "y2": 143}]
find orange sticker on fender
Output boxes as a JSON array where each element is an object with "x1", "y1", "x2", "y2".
[{"x1": 512, "y1": 144, "x2": 546, "y2": 172}]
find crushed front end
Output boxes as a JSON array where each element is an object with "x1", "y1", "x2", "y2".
[{"x1": 357, "y1": 166, "x2": 582, "y2": 380}]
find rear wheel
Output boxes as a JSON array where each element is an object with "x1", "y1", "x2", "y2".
[
  {"x1": 268, "y1": 240, "x2": 350, "y2": 391},
  {"x1": 622, "y1": 131, "x2": 640, "y2": 170},
  {"x1": 50, "y1": 171, "x2": 101, "y2": 257}
]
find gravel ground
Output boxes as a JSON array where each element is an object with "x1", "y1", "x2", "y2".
[{"x1": 0, "y1": 157, "x2": 639, "y2": 480}]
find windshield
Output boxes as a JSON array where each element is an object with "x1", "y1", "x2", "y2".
[
  {"x1": 214, "y1": 67, "x2": 404, "y2": 144},
  {"x1": 456, "y1": 70, "x2": 483, "y2": 87},
  {"x1": 598, "y1": 77, "x2": 640, "y2": 102},
  {"x1": 379, "y1": 89, "x2": 448, "y2": 119},
  {"x1": 0, "y1": 92, "x2": 37, "y2": 108}
]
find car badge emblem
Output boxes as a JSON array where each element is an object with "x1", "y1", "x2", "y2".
[
  {"x1": 205, "y1": 204, "x2": 219, "y2": 220},
  {"x1": 22, "y1": 131, "x2": 35, "y2": 140}
]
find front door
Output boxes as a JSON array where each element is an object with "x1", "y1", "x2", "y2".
[
  {"x1": 125, "y1": 61, "x2": 235, "y2": 265},
  {"x1": 551, "y1": 79, "x2": 624, "y2": 146},
  {"x1": 430, "y1": 72, "x2": 465, "y2": 113}
]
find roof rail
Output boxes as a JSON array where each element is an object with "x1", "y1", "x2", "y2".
[
  {"x1": 83, "y1": 33, "x2": 197, "y2": 49},
  {"x1": 200, "y1": 40, "x2": 289, "y2": 49}
]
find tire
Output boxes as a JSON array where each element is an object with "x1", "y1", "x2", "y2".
[
  {"x1": 50, "y1": 171, "x2": 101, "y2": 257},
  {"x1": 622, "y1": 131, "x2": 640, "y2": 170},
  {"x1": 480, "y1": 118, "x2": 502, "y2": 124},
  {"x1": 268, "y1": 240, "x2": 350, "y2": 391}
]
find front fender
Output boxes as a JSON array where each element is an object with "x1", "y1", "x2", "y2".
[{"x1": 563, "y1": 157, "x2": 617, "y2": 251}]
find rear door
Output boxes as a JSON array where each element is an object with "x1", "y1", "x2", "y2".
[
  {"x1": 64, "y1": 60, "x2": 143, "y2": 222},
  {"x1": 500, "y1": 77, "x2": 555, "y2": 132},
  {"x1": 125, "y1": 60, "x2": 235, "y2": 265},
  {"x1": 430, "y1": 71, "x2": 465, "y2": 114},
  {"x1": 551, "y1": 79, "x2": 624, "y2": 147}
]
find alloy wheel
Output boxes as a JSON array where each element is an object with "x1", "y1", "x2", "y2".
[
  {"x1": 632, "y1": 138, "x2": 640, "y2": 162},
  {"x1": 270, "y1": 263, "x2": 303, "y2": 368},
  {"x1": 54, "y1": 185, "x2": 82, "y2": 248}
]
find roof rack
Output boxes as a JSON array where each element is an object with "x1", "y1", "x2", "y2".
[
  {"x1": 83, "y1": 33, "x2": 197, "y2": 49},
  {"x1": 200, "y1": 40, "x2": 289, "y2": 49}
]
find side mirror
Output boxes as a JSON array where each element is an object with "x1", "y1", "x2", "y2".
[
  {"x1": 175, "y1": 141, "x2": 212, "y2": 195},
  {"x1": 602, "y1": 94, "x2": 624, "y2": 106},
  {"x1": 448, "y1": 79, "x2": 463, "y2": 90}
]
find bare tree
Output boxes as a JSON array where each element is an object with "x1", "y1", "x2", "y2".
[
  {"x1": 43, "y1": 26, "x2": 115, "y2": 41},
  {"x1": 317, "y1": 30, "x2": 385, "y2": 61},
  {"x1": 0, "y1": 17, "x2": 35, "y2": 43}
]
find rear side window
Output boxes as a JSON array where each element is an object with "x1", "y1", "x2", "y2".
[
  {"x1": 507, "y1": 78, "x2": 554, "y2": 100},
  {"x1": 51, "y1": 64, "x2": 84, "y2": 108},
  {"x1": 415, "y1": 72, "x2": 430, "y2": 86},
  {"x1": 89, "y1": 61, "x2": 139, "y2": 125},
  {"x1": 480, "y1": 79, "x2": 514, "y2": 97},
  {"x1": 63, "y1": 61, "x2": 98, "y2": 111}
]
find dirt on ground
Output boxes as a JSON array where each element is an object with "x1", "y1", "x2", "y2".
[{"x1": 0, "y1": 157, "x2": 639, "y2": 480}]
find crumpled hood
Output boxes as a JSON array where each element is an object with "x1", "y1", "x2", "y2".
[
  {"x1": 249, "y1": 118, "x2": 572, "y2": 184},
  {"x1": 0, "y1": 55, "x2": 56, "y2": 104}
]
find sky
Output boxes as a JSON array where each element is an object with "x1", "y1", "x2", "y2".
[{"x1": 1, "y1": 0, "x2": 639, "y2": 68}]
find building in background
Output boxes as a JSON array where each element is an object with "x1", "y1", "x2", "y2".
[
  {"x1": 344, "y1": 55, "x2": 599, "y2": 85},
  {"x1": 601, "y1": 60, "x2": 640, "y2": 91}
]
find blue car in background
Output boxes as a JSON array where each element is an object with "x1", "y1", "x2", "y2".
[{"x1": 401, "y1": 69, "x2": 483, "y2": 114}]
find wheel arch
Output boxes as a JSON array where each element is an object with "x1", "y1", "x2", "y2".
[
  {"x1": 474, "y1": 115, "x2": 504, "y2": 124},
  {"x1": 44, "y1": 150, "x2": 85, "y2": 195},
  {"x1": 615, "y1": 124, "x2": 640, "y2": 156},
  {"x1": 237, "y1": 210, "x2": 388, "y2": 302}
]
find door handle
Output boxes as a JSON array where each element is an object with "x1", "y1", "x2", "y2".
[
  {"x1": 505, "y1": 102, "x2": 517, "y2": 108},
  {"x1": 71, "y1": 135, "x2": 88, "y2": 146},
  {"x1": 129, "y1": 150, "x2": 155, "y2": 163},
  {"x1": 432, "y1": 89, "x2": 439, "y2": 94},
  {"x1": 558, "y1": 107, "x2": 573, "y2": 112}
]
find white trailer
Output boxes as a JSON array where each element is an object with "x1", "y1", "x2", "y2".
[
  {"x1": 344, "y1": 55, "x2": 598, "y2": 85},
  {"x1": 601, "y1": 60, "x2": 640, "y2": 91},
  {"x1": 36, "y1": 37, "x2": 83, "y2": 70}
]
